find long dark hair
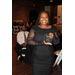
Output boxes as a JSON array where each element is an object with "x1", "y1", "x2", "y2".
[{"x1": 35, "y1": 11, "x2": 51, "y2": 26}]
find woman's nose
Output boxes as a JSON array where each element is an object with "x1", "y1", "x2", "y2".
[{"x1": 43, "y1": 17, "x2": 46, "y2": 20}]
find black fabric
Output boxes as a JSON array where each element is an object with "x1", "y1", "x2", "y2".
[
  {"x1": 27, "y1": 11, "x2": 60, "y2": 75},
  {"x1": 53, "y1": 34, "x2": 62, "y2": 51},
  {"x1": 14, "y1": 41, "x2": 33, "y2": 63},
  {"x1": 27, "y1": 25, "x2": 60, "y2": 75},
  {"x1": 14, "y1": 42, "x2": 23, "y2": 56},
  {"x1": 14, "y1": 42, "x2": 27, "y2": 56},
  {"x1": 24, "y1": 45, "x2": 33, "y2": 63},
  {"x1": 14, "y1": 41, "x2": 32, "y2": 63}
]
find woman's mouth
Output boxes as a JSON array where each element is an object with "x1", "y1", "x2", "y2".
[{"x1": 42, "y1": 21, "x2": 47, "y2": 22}]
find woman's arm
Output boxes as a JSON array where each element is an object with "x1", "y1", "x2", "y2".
[
  {"x1": 52, "y1": 27, "x2": 60, "y2": 45},
  {"x1": 27, "y1": 29, "x2": 44, "y2": 45}
]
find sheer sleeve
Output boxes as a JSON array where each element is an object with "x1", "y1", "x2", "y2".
[
  {"x1": 53, "y1": 27, "x2": 60, "y2": 45},
  {"x1": 27, "y1": 29, "x2": 44, "y2": 45}
]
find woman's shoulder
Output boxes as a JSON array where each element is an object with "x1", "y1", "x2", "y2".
[
  {"x1": 47, "y1": 25, "x2": 56, "y2": 29},
  {"x1": 51, "y1": 25, "x2": 57, "y2": 32},
  {"x1": 52, "y1": 25, "x2": 57, "y2": 29},
  {"x1": 51, "y1": 25, "x2": 56, "y2": 28}
]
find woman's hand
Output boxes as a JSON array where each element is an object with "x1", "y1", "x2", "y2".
[
  {"x1": 49, "y1": 33, "x2": 54, "y2": 39},
  {"x1": 43, "y1": 41, "x2": 52, "y2": 45}
]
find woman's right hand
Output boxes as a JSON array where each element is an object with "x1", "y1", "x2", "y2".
[{"x1": 43, "y1": 41, "x2": 52, "y2": 45}]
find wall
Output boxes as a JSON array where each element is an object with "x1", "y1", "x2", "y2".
[
  {"x1": 12, "y1": 0, "x2": 62, "y2": 25},
  {"x1": 57, "y1": 5, "x2": 62, "y2": 24},
  {"x1": 44, "y1": 6, "x2": 51, "y2": 24},
  {"x1": 51, "y1": 5, "x2": 57, "y2": 25},
  {"x1": 12, "y1": 0, "x2": 46, "y2": 23},
  {"x1": 44, "y1": 5, "x2": 58, "y2": 25}
]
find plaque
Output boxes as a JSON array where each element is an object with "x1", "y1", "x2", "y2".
[{"x1": 44, "y1": 33, "x2": 52, "y2": 43}]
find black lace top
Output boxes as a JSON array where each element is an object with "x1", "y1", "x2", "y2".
[{"x1": 27, "y1": 25, "x2": 60, "y2": 45}]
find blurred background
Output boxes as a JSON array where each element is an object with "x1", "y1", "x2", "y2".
[
  {"x1": 12, "y1": 0, "x2": 62, "y2": 26},
  {"x1": 12, "y1": 0, "x2": 62, "y2": 75}
]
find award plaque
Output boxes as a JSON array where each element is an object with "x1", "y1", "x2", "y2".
[{"x1": 44, "y1": 33, "x2": 52, "y2": 43}]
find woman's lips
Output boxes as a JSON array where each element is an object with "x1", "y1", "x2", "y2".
[{"x1": 42, "y1": 21, "x2": 47, "y2": 22}]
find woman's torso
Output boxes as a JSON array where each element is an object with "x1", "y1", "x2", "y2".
[{"x1": 32, "y1": 25, "x2": 56, "y2": 56}]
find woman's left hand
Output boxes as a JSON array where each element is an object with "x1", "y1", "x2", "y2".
[{"x1": 43, "y1": 41, "x2": 52, "y2": 45}]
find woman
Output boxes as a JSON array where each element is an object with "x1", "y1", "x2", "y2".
[{"x1": 27, "y1": 11, "x2": 60, "y2": 75}]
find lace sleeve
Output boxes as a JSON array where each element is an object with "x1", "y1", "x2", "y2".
[
  {"x1": 27, "y1": 29, "x2": 44, "y2": 45},
  {"x1": 53, "y1": 27, "x2": 60, "y2": 45}
]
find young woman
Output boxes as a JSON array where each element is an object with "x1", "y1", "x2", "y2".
[{"x1": 27, "y1": 11, "x2": 60, "y2": 75}]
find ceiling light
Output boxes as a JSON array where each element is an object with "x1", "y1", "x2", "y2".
[{"x1": 50, "y1": 0, "x2": 53, "y2": 2}]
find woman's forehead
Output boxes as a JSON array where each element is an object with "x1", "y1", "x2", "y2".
[{"x1": 40, "y1": 12, "x2": 48, "y2": 16}]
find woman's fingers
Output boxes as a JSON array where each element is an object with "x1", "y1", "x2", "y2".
[
  {"x1": 49, "y1": 43, "x2": 52, "y2": 45},
  {"x1": 43, "y1": 41, "x2": 52, "y2": 45}
]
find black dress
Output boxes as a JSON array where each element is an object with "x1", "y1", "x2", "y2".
[{"x1": 27, "y1": 25, "x2": 60, "y2": 75}]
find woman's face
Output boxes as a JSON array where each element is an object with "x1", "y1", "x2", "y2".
[{"x1": 40, "y1": 12, "x2": 49, "y2": 25}]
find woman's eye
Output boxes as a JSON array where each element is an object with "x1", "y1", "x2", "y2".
[
  {"x1": 46, "y1": 17, "x2": 48, "y2": 18},
  {"x1": 46, "y1": 16, "x2": 48, "y2": 18},
  {"x1": 41, "y1": 17, "x2": 43, "y2": 18}
]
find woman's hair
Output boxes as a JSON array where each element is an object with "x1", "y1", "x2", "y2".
[{"x1": 35, "y1": 11, "x2": 51, "y2": 25}]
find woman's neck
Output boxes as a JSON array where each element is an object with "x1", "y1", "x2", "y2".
[
  {"x1": 39, "y1": 24, "x2": 48, "y2": 27},
  {"x1": 38, "y1": 24, "x2": 51, "y2": 29}
]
